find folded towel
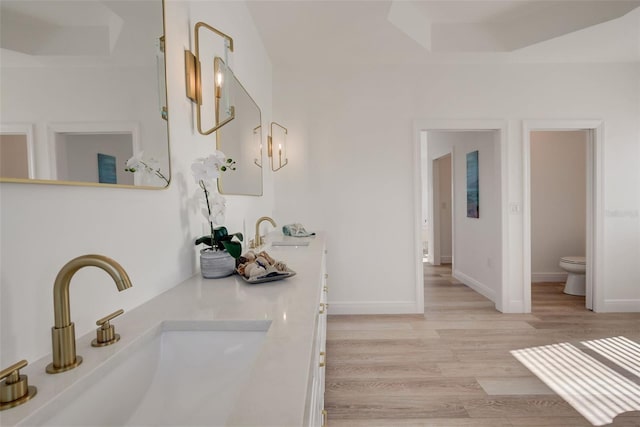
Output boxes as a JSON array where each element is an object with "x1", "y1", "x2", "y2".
[{"x1": 282, "y1": 223, "x2": 316, "y2": 237}]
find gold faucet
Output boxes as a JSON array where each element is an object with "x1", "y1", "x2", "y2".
[
  {"x1": 254, "y1": 216, "x2": 276, "y2": 248},
  {"x1": 46, "y1": 255, "x2": 132, "y2": 374}
]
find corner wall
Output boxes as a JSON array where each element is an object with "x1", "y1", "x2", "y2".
[{"x1": 0, "y1": 0, "x2": 274, "y2": 366}]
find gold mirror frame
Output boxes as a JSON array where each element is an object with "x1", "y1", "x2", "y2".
[{"x1": 184, "y1": 22, "x2": 235, "y2": 135}]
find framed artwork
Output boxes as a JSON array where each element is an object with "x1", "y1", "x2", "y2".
[
  {"x1": 466, "y1": 150, "x2": 479, "y2": 218},
  {"x1": 97, "y1": 153, "x2": 117, "y2": 184}
]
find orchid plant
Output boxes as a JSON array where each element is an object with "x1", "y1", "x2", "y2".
[
  {"x1": 125, "y1": 152, "x2": 169, "y2": 185},
  {"x1": 192, "y1": 151, "x2": 243, "y2": 258}
]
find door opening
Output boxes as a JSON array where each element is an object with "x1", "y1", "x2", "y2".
[
  {"x1": 523, "y1": 121, "x2": 603, "y2": 312},
  {"x1": 529, "y1": 130, "x2": 589, "y2": 311}
]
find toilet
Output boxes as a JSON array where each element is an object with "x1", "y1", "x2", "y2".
[{"x1": 559, "y1": 256, "x2": 586, "y2": 296}]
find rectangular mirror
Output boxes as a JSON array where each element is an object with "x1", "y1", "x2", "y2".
[
  {"x1": 215, "y1": 58, "x2": 263, "y2": 196},
  {"x1": 0, "y1": 0, "x2": 170, "y2": 188}
]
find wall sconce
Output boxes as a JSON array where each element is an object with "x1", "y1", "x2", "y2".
[
  {"x1": 268, "y1": 122, "x2": 288, "y2": 171},
  {"x1": 184, "y1": 22, "x2": 235, "y2": 135}
]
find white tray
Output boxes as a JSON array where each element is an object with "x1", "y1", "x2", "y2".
[{"x1": 237, "y1": 268, "x2": 296, "y2": 284}]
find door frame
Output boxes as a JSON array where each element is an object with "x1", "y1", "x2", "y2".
[
  {"x1": 522, "y1": 120, "x2": 604, "y2": 312},
  {"x1": 413, "y1": 119, "x2": 508, "y2": 313}
]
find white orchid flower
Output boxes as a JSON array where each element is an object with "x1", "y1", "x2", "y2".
[
  {"x1": 191, "y1": 153, "x2": 226, "y2": 182},
  {"x1": 125, "y1": 151, "x2": 144, "y2": 172},
  {"x1": 124, "y1": 152, "x2": 169, "y2": 185}
]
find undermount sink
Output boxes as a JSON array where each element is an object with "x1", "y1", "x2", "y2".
[
  {"x1": 20, "y1": 321, "x2": 269, "y2": 426},
  {"x1": 270, "y1": 241, "x2": 310, "y2": 247}
]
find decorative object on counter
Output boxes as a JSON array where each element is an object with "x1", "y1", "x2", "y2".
[
  {"x1": 192, "y1": 152, "x2": 243, "y2": 278},
  {"x1": 197, "y1": 227, "x2": 243, "y2": 278},
  {"x1": 283, "y1": 223, "x2": 316, "y2": 237},
  {"x1": 236, "y1": 250, "x2": 296, "y2": 284},
  {"x1": 268, "y1": 122, "x2": 289, "y2": 171},
  {"x1": 125, "y1": 151, "x2": 169, "y2": 186}
]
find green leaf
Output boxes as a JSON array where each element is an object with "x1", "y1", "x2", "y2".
[
  {"x1": 195, "y1": 236, "x2": 214, "y2": 247},
  {"x1": 213, "y1": 226, "x2": 229, "y2": 241},
  {"x1": 221, "y1": 240, "x2": 242, "y2": 258}
]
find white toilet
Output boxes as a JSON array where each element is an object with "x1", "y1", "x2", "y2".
[{"x1": 559, "y1": 256, "x2": 586, "y2": 296}]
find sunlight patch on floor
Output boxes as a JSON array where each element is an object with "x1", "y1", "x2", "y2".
[
  {"x1": 511, "y1": 338, "x2": 640, "y2": 426},
  {"x1": 582, "y1": 336, "x2": 640, "y2": 378}
]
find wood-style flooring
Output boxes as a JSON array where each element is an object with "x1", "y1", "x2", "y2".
[{"x1": 325, "y1": 264, "x2": 640, "y2": 426}]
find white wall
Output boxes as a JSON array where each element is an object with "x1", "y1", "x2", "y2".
[
  {"x1": 273, "y1": 62, "x2": 640, "y2": 313},
  {"x1": 531, "y1": 130, "x2": 587, "y2": 282},
  {"x1": 0, "y1": 0, "x2": 274, "y2": 366}
]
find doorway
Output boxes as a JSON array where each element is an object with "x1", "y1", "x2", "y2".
[
  {"x1": 432, "y1": 154, "x2": 453, "y2": 267},
  {"x1": 530, "y1": 130, "x2": 588, "y2": 311},
  {"x1": 415, "y1": 121, "x2": 507, "y2": 313},
  {"x1": 523, "y1": 120, "x2": 603, "y2": 312}
]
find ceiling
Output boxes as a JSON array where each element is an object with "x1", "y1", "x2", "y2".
[
  {"x1": 246, "y1": 1, "x2": 640, "y2": 67},
  {"x1": 0, "y1": 0, "x2": 162, "y2": 67}
]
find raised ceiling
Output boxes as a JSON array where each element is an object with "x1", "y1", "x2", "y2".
[{"x1": 246, "y1": 1, "x2": 640, "y2": 66}]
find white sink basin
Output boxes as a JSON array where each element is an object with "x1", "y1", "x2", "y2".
[{"x1": 20, "y1": 321, "x2": 269, "y2": 426}]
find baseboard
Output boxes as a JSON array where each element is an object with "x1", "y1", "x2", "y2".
[
  {"x1": 505, "y1": 300, "x2": 526, "y2": 313},
  {"x1": 453, "y1": 270, "x2": 497, "y2": 303},
  {"x1": 441, "y1": 256, "x2": 452, "y2": 263},
  {"x1": 328, "y1": 301, "x2": 421, "y2": 315},
  {"x1": 532, "y1": 272, "x2": 567, "y2": 283},
  {"x1": 601, "y1": 299, "x2": 640, "y2": 313}
]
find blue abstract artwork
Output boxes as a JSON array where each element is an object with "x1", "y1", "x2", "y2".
[
  {"x1": 97, "y1": 153, "x2": 117, "y2": 184},
  {"x1": 466, "y1": 150, "x2": 479, "y2": 218}
]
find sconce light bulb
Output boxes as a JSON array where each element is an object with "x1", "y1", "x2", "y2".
[{"x1": 216, "y1": 71, "x2": 223, "y2": 87}]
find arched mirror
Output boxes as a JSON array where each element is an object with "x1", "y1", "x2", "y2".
[{"x1": 0, "y1": 0, "x2": 170, "y2": 188}]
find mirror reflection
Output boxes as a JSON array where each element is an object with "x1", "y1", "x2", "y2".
[
  {"x1": 215, "y1": 58, "x2": 263, "y2": 196},
  {"x1": 0, "y1": 0, "x2": 170, "y2": 188}
]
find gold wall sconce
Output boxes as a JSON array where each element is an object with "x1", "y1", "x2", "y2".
[
  {"x1": 184, "y1": 22, "x2": 235, "y2": 135},
  {"x1": 268, "y1": 122, "x2": 288, "y2": 171}
]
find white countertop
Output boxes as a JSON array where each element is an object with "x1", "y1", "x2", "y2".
[{"x1": 1, "y1": 233, "x2": 326, "y2": 427}]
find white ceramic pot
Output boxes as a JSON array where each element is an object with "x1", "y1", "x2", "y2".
[{"x1": 200, "y1": 249, "x2": 235, "y2": 278}]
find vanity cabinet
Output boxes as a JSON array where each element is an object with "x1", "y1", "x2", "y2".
[
  {"x1": 307, "y1": 250, "x2": 328, "y2": 427},
  {"x1": 2, "y1": 234, "x2": 330, "y2": 427}
]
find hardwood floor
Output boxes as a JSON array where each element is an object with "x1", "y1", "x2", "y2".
[{"x1": 325, "y1": 264, "x2": 640, "y2": 426}]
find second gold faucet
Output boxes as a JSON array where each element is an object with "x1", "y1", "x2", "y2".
[{"x1": 253, "y1": 216, "x2": 276, "y2": 248}]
